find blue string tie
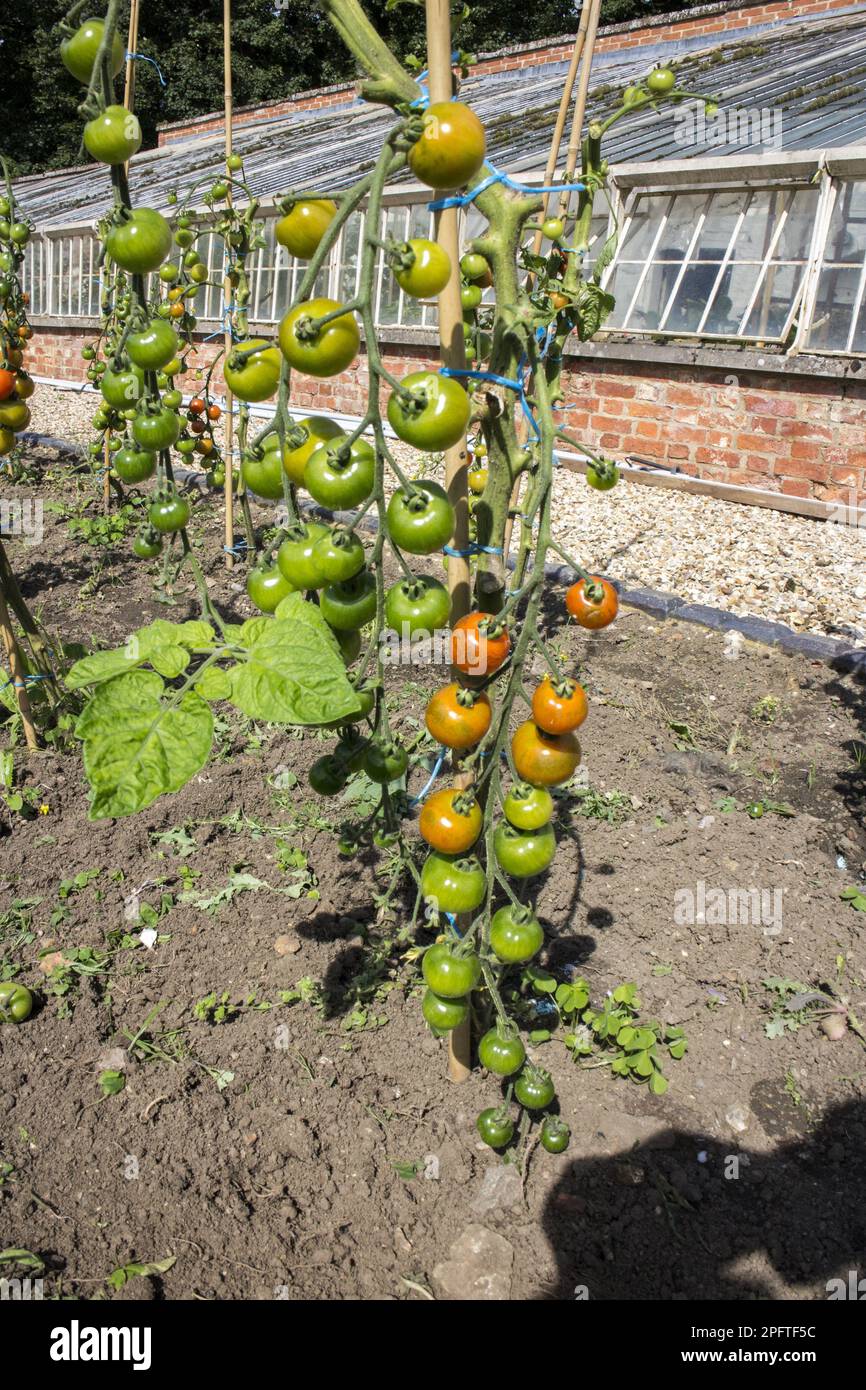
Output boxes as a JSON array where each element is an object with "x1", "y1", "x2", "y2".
[
  {"x1": 125, "y1": 51, "x2": 168, "y2": 87},
  {"x1": 429, "y1": 160, "x2": 585, "y2": 212},
  {"x1": 443, "y1": 542, "x2": 503, "y2": 558}
]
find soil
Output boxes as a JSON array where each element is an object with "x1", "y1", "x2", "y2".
[{"x1": 1, "y1": 445, "x2": 865, "y2": 1302}]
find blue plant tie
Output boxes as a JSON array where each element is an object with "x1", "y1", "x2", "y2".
[
  {"x1": 408, "y1": 748, "x2": 446, "y2": 807},
  {"x1": 443, "y1": 542, "x2": 503, "y2": 558},
  {"x1": 440, "y1": 365, "x2": 523, "y2": 393},
  {"x1": 409, "y1": 51, "x2": 460, "y2": 110},
  {"x1": 429, "y1": 160, "x2": 585, "y2": 211},
  {"x1": 1, "y1": 673, "x2": 50, "y2": 690},
  {"x1": 223, "y1": 539, "x2": 248, "y2": 556},
  {"x1": 125, "y1": 51, "x2": 168, "y2": 87}
]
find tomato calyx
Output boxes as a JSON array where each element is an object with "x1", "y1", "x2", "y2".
[
  {"x1": 548, "y1": 674, "x2": 576, "y2": 700},
  {"x1": 394, "y1": 388, "x2": 429, "y2": 422},
  {"x1": 581, "y1": 577, "x2": 606, "y2": 605}
]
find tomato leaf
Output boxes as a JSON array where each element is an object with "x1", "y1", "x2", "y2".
[
  {"x1": 230, "y1": 599, "x2": 361, "y2": 725},
  {"x1": 77, "y1": 670, "x2": 213, "y2": 820}
]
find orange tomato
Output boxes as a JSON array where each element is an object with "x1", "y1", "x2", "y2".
[
  {"x1": 425, "y1": 683, "x2": 491, "y2": 750},
  {"x1": 531, "y1": 676, "x2": 588, "y2": 735},
  {"x1": 419, "y1": 787, "x2": 482, "y2": 854},
  {"x1": 450, "y1": 612, "x2": 510, "y2": 677},
  {"x1": 565, "y1": 576, "x2": 619, "y2": 630},
  {"x1": 511, "y1": 721, "x2": 581, "y2": 787}
]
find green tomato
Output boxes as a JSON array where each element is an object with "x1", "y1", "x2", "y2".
[
  {"x1": 363, "y1": 738, "x2": 408, "y2": 784},
  {"x1": 241, "y1": 448, "x2": 284, "y2": 500},
  {"x1": 460, "y1": 253, "x2": 489, "y2": 281},
  {"x1": 386, "y1": 480, "x2": 454, "y2": 556},
  {"x1": 126, "y1": 321, "x2": 179, "y2": 371},
  {"x1": 113, "y1": 444, "x2": 156, "y2": 484},
  {"x1": 276, "y1": 521, "x2": 331, "y2": 590},
  {"x1": 105, "y1": 208, "x2": 173, "y2": 274},
  {"x1": 503, "y1": 783, "x2": 554, "y2": 831},
  {"x1": 279, "y1": 298, "x2": 360, "y2": 378},
  {"x1": 275, "y1": 200, "x2": 337, "y2": 258},
  {"x1": 514, "y1": 1065, "x2": 556, "y2": 1111},
  {"x1": 494, "y1": 822, "x2": 556, "y2": 879},
  {"x1": 132, "y1": 407, "x2": 180, "y2": 452},
  {"x1": 542, "y1": 217, "x2": 564, "y2": 242},
  {"x1": 0, "y1": 981, "x2": 33, "y2": 1024},
  {"x1": 476, "y1": 1107, "x2": 514, "y2": 1149},
  {"x1": 540, "y1": 1116, "x2": 571, "y2": 1153},
  {"x1": 224, "y1": 339, "x2": 281, "y2": 403},
  {"x1": 304, "y1": 435, "x2": 375, "y2": 509},
  {"x1": 420, "y1": 851, "x2": 486, "y2": 915},
  {"x1": 489, "y1": 906, "x2": 544, "y2": 964},
  {"x1": 246, "y1": 564, "x2": 293, "y2": 613},
  {"x1": 100, "y1": 362, "x2": 145, "y2": 410},
  {"x1": 586, "y1": 460, "x2": 619, "y2": 491},
  {"x1": 320, "y1": 570, "x2": 377, "y2": 631},
  {"x1": 60, "y1": 18, "x2": 125, "y2": 84},
  {"x1": 478, "y1": 1025, "x2": 525, "y2": 1077},
  {"x1": 309, "y1": 754, "x2": 348, "y2": 796},
  {"x1": 385, "y1": 576, "x2": 450, "y2": 637},
  {"x1": 647, "y1": 67, "x2": 676, "y2": 94},
  {"x1": 132, "y1": 527, "x2": 163, "y2": 560},
  {"x1": 422, "y1": 989, "x2": 469, "y2": 1033},
  {"x1": 460, "y1": 283, "x2": 482, "y2": 310},
  {"x1": 387, "y1": 372, "x2": 470, "y2": 451},
  {"x1": 334, "y1": 626, "x2": 361, "y2": 665},
  {"x1": 83, "y1": 105, "x2": 142, "y2": 165},
  {"x1": 149, "y1": 492, "x2": 190, "y2": 534},
  {"x1": 281, "y1": 415, "x2": 344, "y2": 484},
  {"x1": 313, "y1": 529, "x2": 365, "y2": 583},
  {"x1": 422, "y1": 941, "x2": 481, "y2": 998},
  {"x1": 393, "y1": 239, "x2": 451, "y2": 298}
]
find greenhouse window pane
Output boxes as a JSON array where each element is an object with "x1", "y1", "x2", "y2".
[
  {"x1": 742, "y1": 262, "x2": 801, "y2": 338},
  {"x1": 702, "y1": 261, "x2": 762, "y2": 335},
  {"x1": 805, "y1": 179, "x2": 866, "y2": 352}
]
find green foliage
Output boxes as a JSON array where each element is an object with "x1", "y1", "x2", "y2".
[{"x1": 67, "y1": 600, "x2": 362, "y2": 819}]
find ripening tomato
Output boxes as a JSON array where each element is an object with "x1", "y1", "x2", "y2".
[
  {"x1": 275, "y1": 199, "x2": 337, "y2": 258},
  {"x1": 0, "y1": 427, "x2": 15, "y2": 456},
  {"x1": 419, "y1": 787, "x2": 482, "y2": 854},
  {"x1": 105, "y1": 208, "x2": 173, "y2": 274},
  {"x1": 387, "y1": 372, "x2": 470, "y2": 451},
  {"x1": 393, "y1": 239, "x2": 451, "y2": 298},
  {"x1": 83, "y1": 105, "x2": 142, "y2": 165},
  {"x1": 100, "y1": 362, "x2": 145, "y2": 409},
  {"x1": 565, "y1": 576, "x2": 619, "y2": 630},
  {"x1": 468, "y1": 466, "x2": 488, "y2": 494},
  {"x1": 0, "y1": 368, "x2": 16, "y2": 401},
  {"x1": 14, "y1": 374, "x2": 34, "y2": 400},
  {"x1": 224, "y1": 338, "x2": 281, "y2": 402},
  {"x1": 279, "y1": 298, "x2": 360, "y2": 378},
  {"x1": 0, "y1": 400, "x2": 31, "y2": 431},
  {"x1": 188, "y1": 397, "x2": 205, "y2": 415},
  {"x1": 408, "y1": 101, "x2": 486, "y2": 190},
  {"x1": 281, "y1": 416, "x2": 343, "y2": 484},
  {"x1": 425, "y1": 683, "x2": 491, "y2": 750},
  {"x1": 60, "y1": 18, "x2": 125, "y2": 84},
  {"x1": 511, "y1": 721, "x2": 581, "y2": 787},
  {"x1": 451, "y1": 612, "x2": 510, "y2": 677},
  {"x1": 532, "y1": 675, "x2": 588, "y2": 734}
]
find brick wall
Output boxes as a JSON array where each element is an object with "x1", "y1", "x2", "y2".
[
  {"x1": 27, "y1": 325, "x2": 866, "y2": 503},
  {"x1": 157, "y1": 0, "x2": 865, "y2": 144}
]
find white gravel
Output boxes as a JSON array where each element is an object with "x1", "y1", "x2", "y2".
[{"x1": 28, "y1": 381, "x2": 866, "y2": 645}]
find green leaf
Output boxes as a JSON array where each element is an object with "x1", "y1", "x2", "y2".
[
  {"x1": 231, "y1": 604, "x2": 361, "y2": 725},
  {"x1": 175, "y1": 621, "x2": 217, "y2": 650},
  {"x1": 150, "y1": 645, "x2": 190, "y2": 679},
  {"x1": 669, "y1": 1040, "x2": 687, "y2": 1060},
  {"x1": 194, "y1": 666, "x2": 233, "y2": 702},
  {"x1": 99, "y1": 1069, "x2": 125, "y2": 1096},
  {"x1": 633, "y1": 1050, "x2": 654, "y2": 1077},
  {"x1": 525, "y1": 967, "x2": 557, "y2": 995},
  {"x1": 649, "y1": 1070, "x2": 669, "y2": 1096},
  {"x1": 66, "y1": 645, "x2": 142, "y2": 690},
  {"x1": 77, "y1": 670, "x2": 213, "y2": 819}
]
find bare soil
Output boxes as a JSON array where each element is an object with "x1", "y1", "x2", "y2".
[{"x1": 1, "y1": 447, "x2": 865, "y2": 1301}]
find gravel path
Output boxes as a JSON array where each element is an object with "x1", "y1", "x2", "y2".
[{"x1": 27, "y1": 381, "x2": 866, "y2": 645}]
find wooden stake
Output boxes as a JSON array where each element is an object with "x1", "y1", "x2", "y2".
[
  {"x1": 223, "y1": 0, "x2": 236, "y2": 569},
  {"x1": 530, "y1": 3, "x2": 592, "y2": 264},
  {"x1": 560, "y1": 0, "x2": 604, "y2": 195},
  {"x1": 425, "y1": 0, "x2": 471, "y2": 1085},
  {"x1": 0, "y1": 584, "x2": 37, "y2": 751}
]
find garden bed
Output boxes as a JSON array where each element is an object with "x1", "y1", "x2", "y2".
[{"x1": 1, "y1": 444, "x2": 865, "y2": 1300}]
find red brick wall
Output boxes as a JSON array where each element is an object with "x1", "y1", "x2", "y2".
[
  {"x1": 28, "y1": 324, "x2": 866, "y2": 503},
  {"x1": 157, "y1": 0, "x2": 865, "y2": 144}
]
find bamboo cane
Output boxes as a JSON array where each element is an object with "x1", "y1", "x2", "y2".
[
  {"x1": 223, "y1": 0, "x2": 236, "y2": 569},
  {"x1": 425, "y1": 0, "x2": 472, "y2": 1085},
  {"x1": 0, "y1": 582, "x2": 37, "y2": 751}
]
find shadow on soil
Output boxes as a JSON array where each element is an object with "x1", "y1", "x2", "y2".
[{"x1": 540, "y1": 1097, "x2": 866, "y2": 1300}]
